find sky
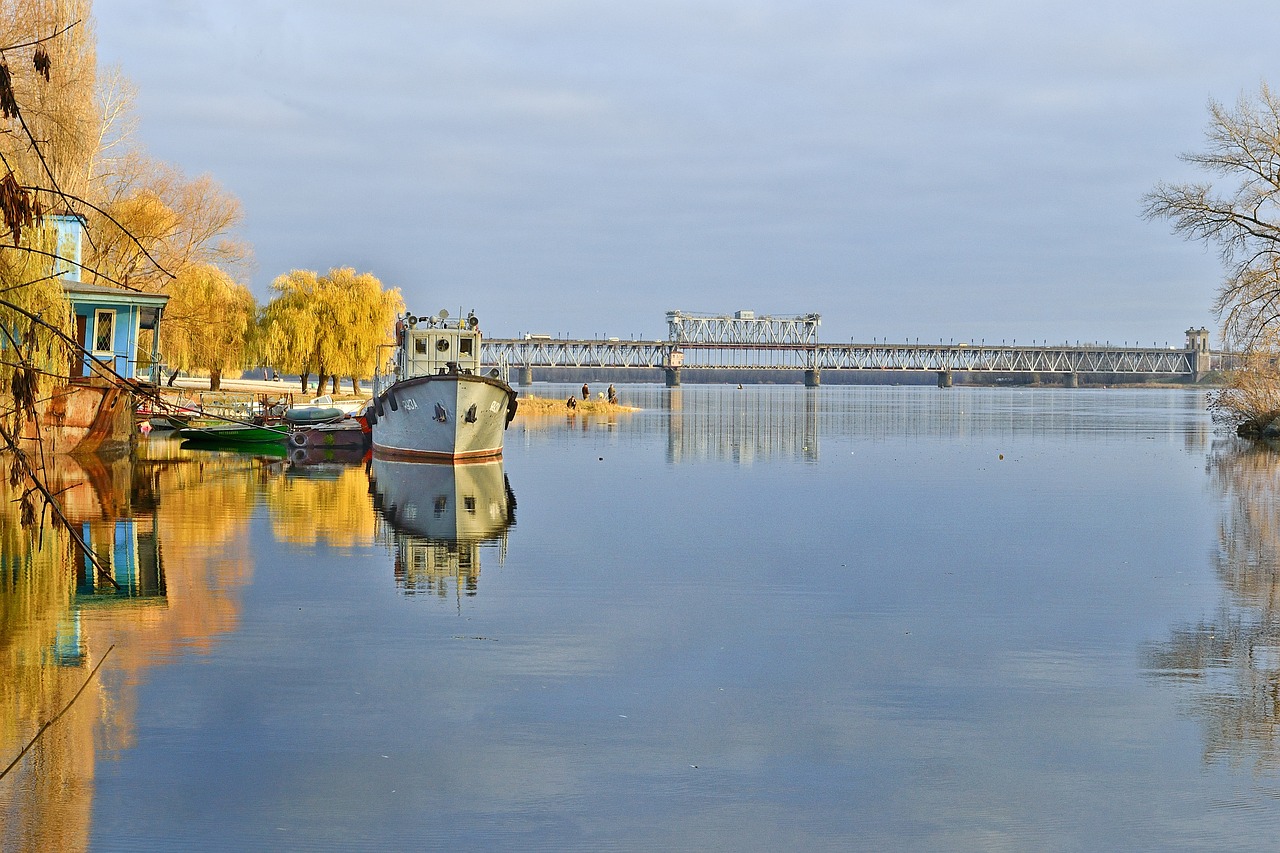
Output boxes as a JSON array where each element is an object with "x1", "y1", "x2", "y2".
[{"x1": 91, "y1": 1, "x2": 1280, "y2": 345}]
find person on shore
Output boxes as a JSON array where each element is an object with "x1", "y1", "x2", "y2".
[
  {"x1": 566, "y1": 396, "x2": 577, "y2": 409},
  {"x1": 607, "y1": 384, "x2": 617, "y2": 404},
  {"x1": 582, "y1": 383, "x2": 589, "y2": 401}
]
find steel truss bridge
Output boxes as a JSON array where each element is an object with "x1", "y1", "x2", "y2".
[{"x1": 479, "y1": 311, "x2": 1223, "y2": 383}]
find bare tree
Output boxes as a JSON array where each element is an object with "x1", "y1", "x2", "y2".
[{"x1": 1145, "y1": 83, "x2": 1280, "y2": 349}]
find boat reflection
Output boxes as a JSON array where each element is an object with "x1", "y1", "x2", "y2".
[{"x1": 370, "y1": 459, "x2": 516, "y2": 599}]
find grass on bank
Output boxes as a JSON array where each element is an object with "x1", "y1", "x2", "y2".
[{"x1": 515, "y1": 395, "x2": 639, "y2": 416}]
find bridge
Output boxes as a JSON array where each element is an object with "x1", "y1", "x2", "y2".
[{"x1": 480, "y1": 311, "x2": 1223, "y2": 387}]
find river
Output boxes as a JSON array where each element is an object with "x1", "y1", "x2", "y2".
[{"x1": 3, "y1": 384, "x2": 1279, "y2": 851}]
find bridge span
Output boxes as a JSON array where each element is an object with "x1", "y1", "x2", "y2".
[{"x1": 477, "y1": 311, "x2": 1223, "y2": 387}]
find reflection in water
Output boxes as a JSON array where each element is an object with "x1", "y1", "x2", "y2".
[
  {"x1": 370, "y1": 459, "x2": 516, "y2": 599},
  {"x1": 0, "y1": 458, "x2": 95, "y2": 853},
  {"x1": 270, "y1": 459, "x2": 378, "y2": 548},
  {"x1": 0, "y1": 441, "x2": 271, "y2": 852},
  {"x1": 665, "y1": 387, "x2": 819, "y2": 464},
  {"x1": 513, "y1": 385, "x2": 1212, "y2": 464},
  {"x1": 1144, "y1": 439, "x2": 1280, "y2": 771}
]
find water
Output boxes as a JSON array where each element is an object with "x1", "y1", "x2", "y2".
[{"x1": 3, "y1": 384, "x2": 1279, "y2": 851}]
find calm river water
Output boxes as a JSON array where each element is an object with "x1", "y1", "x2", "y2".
[{"x1": 4, "y1": 384, "x2": 1280, "y2": 851}]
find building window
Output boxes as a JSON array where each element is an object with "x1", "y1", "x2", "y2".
[{"x1": 93, "y1": 310, "x2": 115, "y2": 354}]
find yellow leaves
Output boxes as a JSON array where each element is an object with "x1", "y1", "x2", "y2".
[
  {"x1": 0, "y1": 0, "x2": 98, "y2": 201},
  {"x1": 162, "y1": 264, "x2": 256, "y2": 375},
  {"x1": 259, "y1": 267, "x2": 403, "y2": 380},
  {"x1": 0, "y1": 221, "x2": 72, "y2": 419},
  {"x1": 89, "y1": 158, "x2": 249, "y2": 292}
]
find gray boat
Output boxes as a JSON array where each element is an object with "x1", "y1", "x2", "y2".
[{"x1": 368, "y1": 310, "x2": 517, "y2": 462}]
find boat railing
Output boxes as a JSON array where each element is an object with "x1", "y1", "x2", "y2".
[
  {"x1": 491, "y1": 352, "x2": 510, "y2": 386},
  {"x1": 373, "y1": 344, "x2": 399, "y2": 398}
]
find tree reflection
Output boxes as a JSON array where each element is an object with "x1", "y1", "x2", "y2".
[
  {"x1": 0, "y1": 444, "x2": 270, "y2": 852},
  {"x1": 0, "y1": 459, "x2": 93, "y2": 853},
  {"x1": 266, "y1": 461, "x2": 377, "y2": 548},
  {"x1": 1144, "y1": 439, "x2": 1280, "y2": 771}
]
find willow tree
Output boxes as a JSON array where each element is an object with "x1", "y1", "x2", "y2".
[
  {"x1": 324, "y1": 267, "x2": 403, "y2": 394},
  {"x1": 258, "y1": 268, "x2": 402, "y2": 395},
  {"x1": 161, "y1": 264, "x2": 256, "y2": 391},
  {"x1": 0, "y1": 226, "x2": 73, "y2": 436},
  {"x1": 258, "y1": 269, "x2": 322, "y2": 392},
  {"x1": 0, "y1": 3, "x2": 89, "y2": 439}
]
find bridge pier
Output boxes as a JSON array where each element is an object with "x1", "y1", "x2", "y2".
[
  {"x1": 1064, "y1": 372, "x2": 1078, "y2": 388},
  {"x1": 664, "y1": 367, "x2": 681, "y2": 387},
  {"x1": 519, "y1": 365, "x2": 533, "y2": 386},
  {"x1": 804, "y1": 369, "x2": 820, "y2": 388},
  {"x1": 937, "y1": 370, "x2": 953, "y2": 388}
]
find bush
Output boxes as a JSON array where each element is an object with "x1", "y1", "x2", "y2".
[{"x1": 1209, "y1": 352, "x2": 1280, "y2": 437}]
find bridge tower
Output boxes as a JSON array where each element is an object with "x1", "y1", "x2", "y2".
[
  {"x1": 665, "y1": 310, "x2": 822, "y2": 386},
  {"x1": 1185, "y1": 327, "x2": 1211, "y2": 381}
]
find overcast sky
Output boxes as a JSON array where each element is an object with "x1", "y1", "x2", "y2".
[{"x1": 92, "y1": 1, "x2": 1279, "y2": 345}]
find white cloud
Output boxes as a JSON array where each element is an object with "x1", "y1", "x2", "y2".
[{"x1": 94, "y1": 0, "x2": 1275, "y2": 341}]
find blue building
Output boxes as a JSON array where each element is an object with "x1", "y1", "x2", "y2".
[{"x1": 50, "y1": 213, "x2": 169, "y2": 384}]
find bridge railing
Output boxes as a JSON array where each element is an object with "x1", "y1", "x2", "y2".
[{"x1": 483, "y1": 339, "x2": 1214, "y2": 375}]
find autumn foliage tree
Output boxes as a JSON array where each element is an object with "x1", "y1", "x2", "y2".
[
  {"x1": 0, "y1": 0, "x2": 253, "y2": 400},
  {"x1": 85, "y1": 154, "x2": 250, "y2": 293},
  {"x1": 1, "y1": 0, "x2": 97, "y2": 203},
  {"x1": 160, "y1": 264, "x2": 256, "y2": 391},
  {"x1": 258, "y1": 268, "x2": 402, "y2": 395},
  {"x1": 0, "y1": 2, "x2": 92, "y2": 436}
]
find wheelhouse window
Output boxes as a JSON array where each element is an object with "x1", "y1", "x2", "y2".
[{"x1": 93, "y1": 310, "x2": 115, "y2": 354}]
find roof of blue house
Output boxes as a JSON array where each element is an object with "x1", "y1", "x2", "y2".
[{"x1": 61, "y1": 279, "x2": 169, "y2": 308}]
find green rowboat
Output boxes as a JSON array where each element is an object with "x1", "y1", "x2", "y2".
[{"x1": 175, "y1": 423, "x2": 288, "y2": 447}]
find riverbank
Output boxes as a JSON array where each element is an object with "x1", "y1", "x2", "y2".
[{"x1": 155, "y1": 381, "x2": 639, "y2": 420}]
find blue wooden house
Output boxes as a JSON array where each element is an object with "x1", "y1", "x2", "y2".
[{"x1": 50, "y1": 213, "x2": 169, "y2": 384}]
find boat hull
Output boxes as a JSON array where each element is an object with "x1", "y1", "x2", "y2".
[
  {"x1": 176, "y1": 424, "x2": 288, "y2": 447},
  {"x1": 22, "y1": 378, "x2": 136, "y2": 456},
  {"x1": 370, "y1": 374, "x2": 514, "y2": 463},
  {"x1": 288, "y1": 421, "x2": 369, "y2": 450}
]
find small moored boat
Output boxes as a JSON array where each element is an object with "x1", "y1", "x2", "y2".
[
  {"x1": 368, "y1": 310, "x2": 517, "y2": 463},
  {"x1": 175, "y1": 422, "x2": 289, "y2": 447}
]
